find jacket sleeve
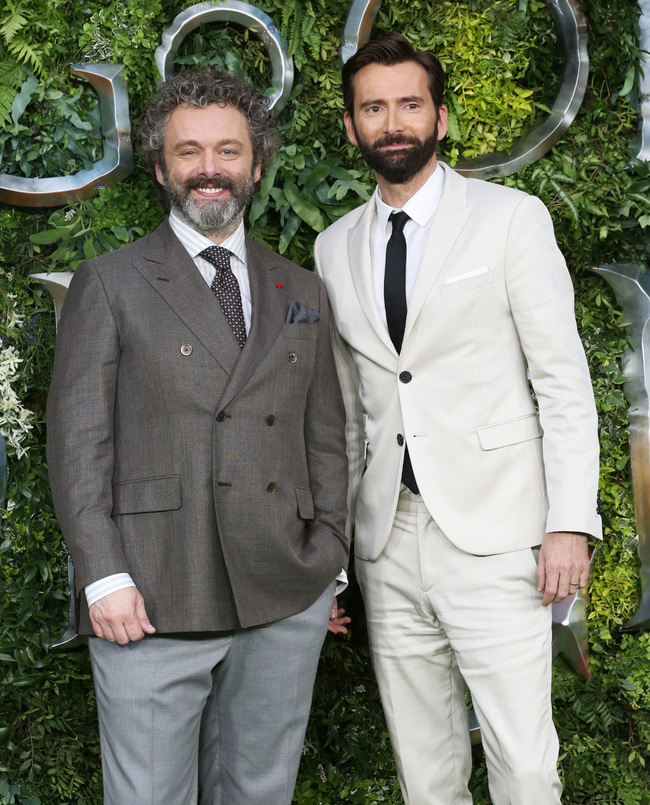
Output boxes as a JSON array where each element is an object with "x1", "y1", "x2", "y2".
[
  {"x1": 314, "y1": 233, "x2": 366, "y2": 538},
  {"x1": 46, "y1": 262, "x2": 131, "y2": 593},
  {"x1": 504, "y1": 195, "x2": 602, "y2": 539}
]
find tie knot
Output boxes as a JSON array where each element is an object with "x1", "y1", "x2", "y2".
[
  {"x1": 199, "y1": 245, "x2": 231, "y2": 272},
  {"x1": 389, "y1": 210, "x2": 410, "y2": 234}
]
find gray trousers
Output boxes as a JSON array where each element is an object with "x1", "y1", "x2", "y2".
[{"x1": 88, "y1": 581, "x2": 335, "y2": 805}]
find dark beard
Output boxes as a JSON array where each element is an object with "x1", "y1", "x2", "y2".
[
  {"x1": 354, "y1": 122, "x2": 440, "y2": 185},
  {"x1": 161, "y1": 168, "x2": 257, "y2": 234}
]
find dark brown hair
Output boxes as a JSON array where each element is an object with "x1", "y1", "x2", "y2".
[{"x1": 342, "y1": 33, "x2": 445, "y2": 117}]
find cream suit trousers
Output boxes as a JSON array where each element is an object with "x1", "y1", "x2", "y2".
[{"x1": 355, "y1": 490, "x2": 561, "y2": 805}]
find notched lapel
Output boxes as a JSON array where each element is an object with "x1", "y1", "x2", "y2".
[
  {"x1": 133, "y1": 221, "x2": 241, "y2": 375},
  {"x1": 348, "y1": 201, "x2": 396, "y2": 356},
  {"x1": 404, "y1": 168, "x2": 472, "y2": 345}
]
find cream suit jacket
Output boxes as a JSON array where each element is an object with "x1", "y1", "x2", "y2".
[{"x1": 314, "y1": 162, "x2": 601, "y2": 561}]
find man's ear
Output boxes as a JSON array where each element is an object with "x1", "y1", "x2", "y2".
[
  {"x1": 344, "y1": 112, "x2": 358, "y2": 146},
  {"x1": 253, "y1": 160, "x2": 262, "y2": 184},
  {"x1": 154, "y1": 162, "x2": 165, "y2": 186},
  {"x1": 436, "y1": 105, "x2": 449, "y2": 141}
]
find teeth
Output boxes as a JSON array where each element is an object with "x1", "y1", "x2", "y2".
[{"x1": 197, "y1": 187, "x2": 224, "y2": 193}]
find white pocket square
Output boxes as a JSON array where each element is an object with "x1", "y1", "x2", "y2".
[{"x1": 445, "y1": 266, "x2": 490, "y2": 284}]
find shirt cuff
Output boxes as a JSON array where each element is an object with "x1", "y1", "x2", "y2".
[
  {"x1": 335, "y1": 568, "x2": 348, "y2": 596},
  {"x1": 85, "y1": 573, "x2": 136, "y2": 607}
]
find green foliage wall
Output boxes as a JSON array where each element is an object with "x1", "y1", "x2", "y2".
[{"x1": 0, "y1": 0, "x2": 649, "y2": 802}]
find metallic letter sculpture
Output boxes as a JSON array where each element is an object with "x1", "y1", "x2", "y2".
[
  {"x1": 155, "y1": 1, "x2": 294, "y2": 113},
  {"x1": 0, "y1": 65, "x2": 133, "y2": 208},
  {"x1": 31, "y1": 272, "x2": 84, "y2": 650},
  {"x1": 341, "y1": 0, "x2": 588, "y2": 180},
  {"x1": 635, "y1": 0, "x2": 650, "y2": 161},
  {"x1": 592, "y1": 264, "x2": 650, "y2": 632}
]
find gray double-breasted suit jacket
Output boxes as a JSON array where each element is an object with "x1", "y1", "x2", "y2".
[{"x1": 47, "y1": 220, "x2": 349, "y2": 635}]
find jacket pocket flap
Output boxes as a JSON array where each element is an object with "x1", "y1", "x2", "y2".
[
  {"x1": 476, "y1": 414, "x2": 542, "y2": 451},
  {"x1": 295, "y1": 486, "x2": 315, "y2": 520},
  {"x1": 112, "y1": 475, "x2": 181, "y2": 515}
]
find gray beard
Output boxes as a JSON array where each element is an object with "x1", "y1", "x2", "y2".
[{"x1": 161, "y1": 169, "x2": 256, "y2": 234}]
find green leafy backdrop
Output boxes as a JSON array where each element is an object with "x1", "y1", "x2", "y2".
[{"x1": 0, "y1": 0, "x2": 649, "y2": 802}]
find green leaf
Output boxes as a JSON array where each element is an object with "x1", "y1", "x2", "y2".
[
  {"x1": 282, "y1": 180, "x2": 325, "y2": 232},
  {"x1": 29, "y1": 228, "x2": 70, "y2": 245},
  {"x1": 10, "y1": 71, "x2": 38, "y2": 124}
]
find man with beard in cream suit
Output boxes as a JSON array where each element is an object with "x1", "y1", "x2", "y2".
[
  {"x1": 314, "y1": 33, "x2": 601, "y2": 805},
  {"x1": 47, "y1": 67, "x2": 350, "y2": 805}
]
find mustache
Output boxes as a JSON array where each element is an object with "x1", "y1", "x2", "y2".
[{"x1": 372, "y1": 133, "x2": 421, "y2": 149}]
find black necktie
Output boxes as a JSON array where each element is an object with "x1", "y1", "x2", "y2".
[
  {"x1": 384, "y1": 210, "x2": 419, "y2": 494},
  {"x1": 200, "y1": 246, "x2": 247, "y2": 348},
  {"x1": 384, "y1": 211, "x2": 410, "y2": 353}
]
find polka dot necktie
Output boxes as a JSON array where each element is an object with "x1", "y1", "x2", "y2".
[{"x1": 200, "y1": 246, "x2": 247, "y2": 348}]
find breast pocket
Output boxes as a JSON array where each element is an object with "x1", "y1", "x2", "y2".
[{"x1": 439, "y1": 268, "x2": 494, "y2": 297}]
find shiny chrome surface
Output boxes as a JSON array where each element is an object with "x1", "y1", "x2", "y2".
[
  {"x1": 155, "y1": 1, "x2": 294, "y2": 113},
  {"x1": 0, "y1": 65, "x2": 133, "y2": 208}
]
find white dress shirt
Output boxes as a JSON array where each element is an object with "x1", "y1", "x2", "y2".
[
  {"x1": 85, "y1": 212, "x2": 346, "y2": 608},
  {"x1": 370, "y1": 164, "x2": 445, "y2": 325}
]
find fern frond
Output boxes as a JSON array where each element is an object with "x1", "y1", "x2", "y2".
[
  {"x1": 7, "y1": 38, "x2": 43, "y2": 75},
  {"x1": 0, "y1": 1, "x2": 28, "y2": 44},
  {"x1": 0, "y1": 84, "x2": 17, "y2": 125},
  {"x1": 0, "y1": 60, "x2": 25, "y2": 88}
]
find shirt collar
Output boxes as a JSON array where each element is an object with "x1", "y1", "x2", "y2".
[
  {"x1": 168, "y1": 210, "x2": 248, "y2": 265},
  {"x1": 375, "y1": 163, "x2": 445, "y2": 234}
]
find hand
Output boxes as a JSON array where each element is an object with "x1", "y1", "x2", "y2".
[
  {"x1": 328, "y1": 596, "x2": 351, "y2": 635},
  {"x1": 89, "y1": 587, "x2": 156, "y2": 645},
  {"x1": 537, "y1": 531, "x2": 590, "y2": 607}
]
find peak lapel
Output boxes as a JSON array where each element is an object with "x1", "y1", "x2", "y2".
[
  {"x1": 132, "y1": 220, "x2": 241, "y2": 375},
  {"x1": 217, "y1": 236, "x2": 286, "y2": 410}
]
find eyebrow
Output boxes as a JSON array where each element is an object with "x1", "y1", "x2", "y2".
[
  {"x1": 171, "y1": 138, "x2": 245, "y2": 150},
  {"x1": 359, "y1": 95, "x2": 426, "y2": 110}
]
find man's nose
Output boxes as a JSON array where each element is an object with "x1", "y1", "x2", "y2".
[
  {"x1": 385, "y1": 106, "x2": 403, "y2": 134},
  {"x1": 199, "y1": 151, "x2": 218, "y2": 175}
]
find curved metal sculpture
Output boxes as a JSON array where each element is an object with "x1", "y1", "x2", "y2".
[
  {"x1": 592, "y1": 264, "x2": 650, "y2": 632},
  {"x1": 0, "y1": 65, "x2": 133, "y2": 208},
  {"x1": 31, "y1": 272, "x2": 84, "y2": 650},
  {"x1": 340, "y1": 0, "x2": 588, "y2": 180},
  {"x1": 155, "y1": 1, "x2": 294, "y2": 113},
  {"x1": 635, "y1": 0, "x2": 650, "y2": 161}
]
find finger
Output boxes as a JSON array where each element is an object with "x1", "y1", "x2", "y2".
[
  {"x1": 124, "y1": 617, "x2": 146, "y2": 643},
  {"x1": 136, "y1": 598, "x2": 156, "y2": 634}
]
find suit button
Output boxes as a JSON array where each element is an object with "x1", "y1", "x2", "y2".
[
  {"x1": 397, "y1": 434, "x2": 404, "y2": 446},
  {"x1": 399, "y1": 371, "x2": 412, "y2": 383},
  {"x1": 216, "y1": 411, "x2": 226, "y2": 422},
  {"x1": 266, "y1": 482, "x2": 277, "y2": 493},
  {"x1": 180, "y1": 344, "x2": 193, "y2": 356},
  {"x1": 288, "y1": 352, "x2": 298, "y2": 363},
  {"x1": 266, "y1": 415, "x2": 276, "y2": 426}
]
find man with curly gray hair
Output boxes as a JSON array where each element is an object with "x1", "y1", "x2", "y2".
[{"x1": 47, "y1": 66, "x2": 350, "y2": 804}]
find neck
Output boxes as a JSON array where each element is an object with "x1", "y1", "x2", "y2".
[{"x1": 376, "y1": 157, "x2": 438, "y2": 208}]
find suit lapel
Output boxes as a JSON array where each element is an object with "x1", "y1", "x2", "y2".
[
  {"x1": 403, "y1": 164, "x2": 472, "y2": 346},
  {"x1": 347, "y1": 198, "x2": 397, "y2": 356},
  {"x1": 133, "y1": 220, "x2": 242, "y2": 375},
  {"x1": 217, "y1": 235, "x2": 287, "y2": 410}
]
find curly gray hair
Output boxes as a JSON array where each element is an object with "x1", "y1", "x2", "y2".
[{"x1": 139, "y1": 67, "x2": 278, "y2": 177}]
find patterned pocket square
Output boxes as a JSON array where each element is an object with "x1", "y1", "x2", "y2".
[{"x1": 285, "y1": 301, "x2": 320, "y2": 323}]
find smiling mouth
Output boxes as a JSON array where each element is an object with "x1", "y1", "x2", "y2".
[{"x1": 194, "y1": 185, "x2": 227, "y2": 194}]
